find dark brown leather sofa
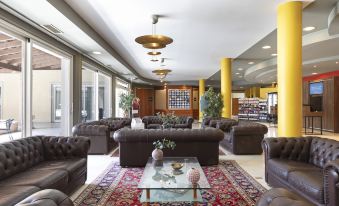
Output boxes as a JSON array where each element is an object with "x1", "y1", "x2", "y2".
[
  {"x1": 101, "y1": 117, "x2": 132, "y2": 128},
  {"x1": 72, "y1": 120, "x2": 124, "y2": 154},
  {"x1": 218, "y1": 121, "x2": 268, "y2": 154},
  {"x1": 0, "y1": 136, "x2": 90, "y2": 206},
  {"x1": 142, "y1": 116, "x2": 194, "y2": 129},
  {"x1": 15, "y1": 189, "x2": 74, "y2": 206},
  {"x1": 114, "y1": 128, "x2": 224, "y2": 167},
  {"x1": 201, "y1": 117, "x2": 235, "y2": 128},
  {"x1": 262, "y1": 137, "x2": 339, "y2": 206}
]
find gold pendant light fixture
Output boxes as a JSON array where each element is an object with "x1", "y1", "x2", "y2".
[
  {"x1": 152, "y1": 69, "x2": 172, "y2": 81},
  {"x1": 135, "y1": 15, "x2": 173, "y2": 49}
]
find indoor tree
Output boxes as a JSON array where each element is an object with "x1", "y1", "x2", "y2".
[
  {"x1": 119, "y1": 93, "x2": 135, "y2": 117},
  {"x1": 201, "y1": 87, "x2": 224, "y2": 118}
]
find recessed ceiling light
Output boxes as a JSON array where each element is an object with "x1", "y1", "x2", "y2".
[
  {"x1": 336, "y1": 62, "x2": 339, "y2": 64},
  {"x1": 262, "y1": 45, "x2": 271, "y2": 49},
  {"x1": 271, "y1": 53, "x2": 278, "y2": 56},
  {"x1": 312, "y1": 72, "x2": 318, "y2": 75},
  {"x1": 248, "y1": 62, "x2": 254, "y2": 65},
  {"x1": 313, "y1": 65, "x2": 317, "y2": 68},
  {"x1": 235, "y1": 72, "x2": 240, "y2": 75},
  {"x1": 238, "y1": 68, "x2": 244, "y2": 71},
  {"x1": 92, "y1": 51, "x2": 101, "y2": 55},
  {"x1": 303, "y1": 26, "x2": 315, "y2": 32},
  {"x1": 238, "y1": 76, "x2": 243, "y2": 78}
]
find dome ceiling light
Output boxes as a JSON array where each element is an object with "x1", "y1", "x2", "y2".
[
  {"x1": 152, "y1": 69, "x2": 172, "y2": 82},
  {"x1": 135, "y1": 15, "x2": 173, "y2": 49}
]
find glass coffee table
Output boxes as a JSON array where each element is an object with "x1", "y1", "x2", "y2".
[{"x1": 138, "y1": 157, "x2": 210, "y2": 205}]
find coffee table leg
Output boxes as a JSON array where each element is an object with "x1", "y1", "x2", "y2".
[
  {"x1": 193, "y1": 188, "x2": 197, "y2": 206},
  {"x1": 146, "y1": 189, "x2": 150, "y2": 206}
]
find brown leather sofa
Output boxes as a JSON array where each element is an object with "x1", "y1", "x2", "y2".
[
  {"x1": 16, "y1": 189, "x2": 74, "y2": 206},
  {"x1": 201, "y1": 117, "x2": 235, "y2": 128},
  {"x1": 218, "y1": 121, "x2": 268, "y2": 154},
  {"x1": 72, "y1": 119, "x2": 124, "y2": 154},
  {"x1": 0, "y1": 136, "x2": 90, "y2": 206},
  {"x1": 101, "y1": 117, "x2": 132, "y2": 128},
  {"x1": 142, "y1": 116, "x2": 194, "y2": 129},
  {"x1": 114, "y1": 128, "x2": 224, "y2": 167},
  {"x1": 256, "y1": 188, "x2": 313, "y2": 206},
  {"x1": 262, "y1": 137, "x2": 339, "y2": 206}
]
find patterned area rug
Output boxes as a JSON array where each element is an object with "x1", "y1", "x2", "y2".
[{"x1": 74, "y1": 160, "x2": 266, "y2": 206}]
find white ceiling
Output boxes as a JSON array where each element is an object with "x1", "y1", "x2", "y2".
[{"x1": 65, "y1": 0, "x2": 288, "y2": 81}]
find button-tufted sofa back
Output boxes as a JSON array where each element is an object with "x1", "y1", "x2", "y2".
[
  {"x1": 0, "y1": 137, "x2": 44, "y2": 181},
  {"x1": 0, "y1": 136, "x2": 90, "y2": 181},
  {"x1": 309, "y1": 137, "x2": 339, "y2": 168}
]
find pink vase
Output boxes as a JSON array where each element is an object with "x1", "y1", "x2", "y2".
[
  {"x1": 152, "y1": 149, "x2": 163, "y2": 160},
  {"x1": 187, "y1": 168, "x2": 200, "y2": 185}
]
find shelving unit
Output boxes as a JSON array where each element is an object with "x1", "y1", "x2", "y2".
[{"x1": 238, "y1": 98, "x2": 268, "y2": 121}]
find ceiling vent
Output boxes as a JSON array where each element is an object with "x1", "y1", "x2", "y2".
[{"x1": 42, "y1": 24, "x2": 63, "y2": 34}]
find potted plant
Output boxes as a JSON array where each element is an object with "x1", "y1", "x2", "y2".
[
  {"x1": 118, "y1": 93, "x2": 135, "y2": 117},
  {"x1": 201, "y1": 87, "x2": 224, "y2": 118},
  {"x1": 152, "y1": 138, "x2": 176, "y2": 160},
  {"x1": 156, "y1": 112, "x2": 179, "y2": 129}
]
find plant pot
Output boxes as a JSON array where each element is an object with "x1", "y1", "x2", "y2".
[
  {"x1": 152, "y1": 148, "x2": 163, "y2": 161},
  {"x1": 187, "y1": 168, "x2": 200, "y2": 186}
]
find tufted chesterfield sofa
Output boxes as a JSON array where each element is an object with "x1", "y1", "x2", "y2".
[
  {"x1": 142, "y1": 116, "x2": 194, "y2": 129},
  {"x1": 114, "y1": 128, "x2": 224, "y2": 167},
  {"x1": 262, "y1": 137, "x2": 339, "y2": 206},
  {"x1": 15, "y1": 189, "x2": 74, "y2": 206},
  {"x1": 0, "y1": 136, "x2": 90, "y2": 206},
  {"x1": 216, "y1": 120, "x2": 268, "y2": 154},
  {"x1": 72, "y1": 119, "x2": 125, "y2": 154},
  {"x1": 100, "y1": 117, "x2": 132, "y2": 128},
  {"x1": 201, "y1": 117, "x2": 236, "y2": 128}
]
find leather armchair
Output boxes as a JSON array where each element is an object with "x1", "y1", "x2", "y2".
[
  {"x1": 72, "y1": 120, "x2": 124, "y2": 154},
  {"x1": 218, "y1": 121, "x2": 268, "y2": 154},
  {"x1": 262, "y1": 137, "x2": 339, "y2": 206}
]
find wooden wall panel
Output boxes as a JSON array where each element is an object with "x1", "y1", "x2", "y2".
[{"x1": 135, "y1": 88, "x2": 154, "y2": 117}]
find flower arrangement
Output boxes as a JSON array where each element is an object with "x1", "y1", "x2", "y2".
[
  {"x1": 156, "y1": 112, "x2": 179, "y2": 128},
  {"x1": 153, "y1": 138, "x2": 176, "y2": 150}
]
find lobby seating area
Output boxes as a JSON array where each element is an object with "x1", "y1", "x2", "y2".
[{"x1": 1, "y1": 0, "x2": 339, "y2": 206}]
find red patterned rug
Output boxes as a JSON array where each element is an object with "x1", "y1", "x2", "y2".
[{"x1": 74, "y1": 160, "x2": 266, "y2": 206}]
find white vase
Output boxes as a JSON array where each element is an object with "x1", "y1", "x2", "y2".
[
  {"x1": 187, "y1": 168, "x2": 200, "y2": 185},
  {"x1": 152, "y1": 148, "x2": 163, "y2": 160}
]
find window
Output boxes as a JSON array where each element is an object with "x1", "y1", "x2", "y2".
[
  {"x1": 31, "y1": 43, "x2": 71, "y2": 136},
  {"x1": 82, "y1": 66, "x2": 112, "y2": 122},
  {"x1": 115, "y1": 78, "x2": 130, "y2": 117},
  {"x1": 0, "y1": 31, "x2": 23, "y2": 140}
]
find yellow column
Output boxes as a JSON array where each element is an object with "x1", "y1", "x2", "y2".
[
  {"x1": 221, "y1": 58, "x2": 232, "y2": 118},
  {"x1": 199, "y1": 79, "x2": 205, "y2": 121},
  {"x1": 277, "y1": 1, "x2": 302, "y2": 137}
]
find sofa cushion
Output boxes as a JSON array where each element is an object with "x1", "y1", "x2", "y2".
[
  {"x1": 288, "y1": 170, "x2": 324, "y2": 204},
  {"x1": 30, "y1": 158, "x2": 86, "y2": 183},
  {"x1": 268, "y1": 159, "x2": 319, "y2": 180},
  {"x1": 2, "y1": 168, "x2": 68, "y2": 190},
  {"x1": 0, "y1": 185, "x2": 40, "y2": 206},
  {"x1": 173, "y1": 124, "x2": 188, "y2": 128}
]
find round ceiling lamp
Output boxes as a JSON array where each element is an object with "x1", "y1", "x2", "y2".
[
  {"x1": 148, "y1": 51, "x2": 161, "y2": 56},
  {"x1": 152, "y1": 69, "x2": 172, "y2": 80},
  {"x1": 135, "y1": 15, "x2": 173, "y2": 49}
]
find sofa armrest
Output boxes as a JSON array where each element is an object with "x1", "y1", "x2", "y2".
[
  {"x1": 41, "y1": 136, "x2": 90, "y2": 160},
  {"x1": 324, "y1": 159, "x2": 339, "y2": 206},
  {"x1": 15, "y1": 189, "x2": 74, "y2": 206}
]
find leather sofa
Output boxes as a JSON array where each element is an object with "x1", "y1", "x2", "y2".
[
  {"x1": 101, "y1": 117, "x2": 132, "y2": 128},
  {"x1": 15, "y1": 189, "x2": 74, "y2": 206},
  {"x1": 114, "y1": 128, "x2": 224, "y2": 167},
  {"x1": 201, "y1": 117, "x2": 235, "y2": 128},
  {"x1": 256, "y1": 188, "x2": 313, "y2": 206},
  {"x1": 0, "y1": 136, "x2": 90, "y2": 206},
  {"x1": 262, "y1": 137, "x2": 339, "y2": 206},
  {"x1": 142, "y1": 116, "x2": 194, "y2": 129},
  {"x1": 72, "y1": 119, "x2": 124, "y2": 154},
  {"x1": 218, "y1": 121, "x2": 268, "y2": 154}
]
